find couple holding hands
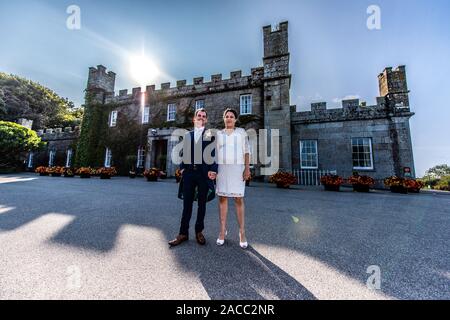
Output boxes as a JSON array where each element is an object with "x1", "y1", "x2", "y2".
[{"x1": 168, "y1": 107, "x2": 251, "y2": 249}]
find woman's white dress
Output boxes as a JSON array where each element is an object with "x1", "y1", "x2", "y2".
[{"x1": 216, "y1": 128, "x2": 251, "y2": 198}]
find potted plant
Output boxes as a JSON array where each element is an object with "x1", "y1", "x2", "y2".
[
  {"x1": 97, "y1": 167, "x2": 117, "y2": 179},
  {"x1": 76, "y1": 167, "x2": 93, "y2": 178},
  {"x1": 404, "y1": 179, "x2": 424, "y2": 193},
  {"x1": 320, "y1": 175, "x2": 344, "y2": 191},
  {"x1": 63, "y1": 167, "x2": 75, "y2": 177},
  {"x1": 268, "y1": 171, "x2": 297, "y2": 189},
  {"x1": 35, "y1": 166, "x2": 49, "y2": 176},
  {"x1": 384, "y1": 176, "x2": 407, "y2": 194},
  {"x1": 49, "y1": 166, "x2": 64, "y2": 177},
  {"x1": 143, "y1": 168, "x2": 160, "y2": 181},
  {"x1": 175, "y1": 168, "x2": 182, "y2": 183},
  {"x1": 347, "y1": 174, "x2": 375, "y2": 192}
]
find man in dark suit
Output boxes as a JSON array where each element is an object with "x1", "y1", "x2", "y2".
[{"x1": 169, "y1": 108, "x2": 217, "y2": 247}]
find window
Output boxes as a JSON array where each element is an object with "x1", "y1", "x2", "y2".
[
  {"x1": 110, "y1": 110, "x2": 118, "y2": 127},
  {"x1": 167, "y1": 103, "x2": 176, "y2": 121},
  {"x1": 137, "y1": 146, "x2": 145, "y2": 168},
  {"x1": 352, "y1": 138, "x2": 373, "y2": 170},
  {"x1": 65, "y1": 149, "x2": 73, "y2": 167},
  {"x1": 300, "y1": 140, "x2": 318, "y2": 169},
  {"x1": 27, "y1": 152, "x2": 34, "y2": 168},
  {"x1": 240, "y1": 94, "x2": 252, "y2": 115},
  {"x1": 142, "y1": 107, "x2": 150, "y2": 124},
  {"x1": 104, "y1": 148, "x2": 112, "y2": 168},
  {"x1": 48, "y1": 150, "x2": 55, "y2": 167},
  {"x1": 195, "y1": 100, "x2": 205, "y2": 111}
]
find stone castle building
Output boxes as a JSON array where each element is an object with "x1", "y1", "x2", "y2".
[{"x1": 30, "y1": 21, "x2": 416, "y2": 184}]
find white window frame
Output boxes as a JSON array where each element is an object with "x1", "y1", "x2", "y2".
[
  {"x1": 65, "y1": 149, "x2": 73, "y2": 167},
  {"x1": 48, "y1": 150, "x2": 55, "y2": 167},
  {"x1": 299, "y1": 140, "x2": 318, "y2": 169},
  {"x1": 352, "y1": 137, "x2": 374, "y2": 170},
  {"x1": 104, "y1": 148, "x2": 112, "y2": 168},
  {"x1": 167, "y1": 103, "x2": 176, "y2": 121},
  {"x1": 110, "y1": 110, "x2": 118, "y2": 127},
  {"x1": 142, "y1": 106, "x2": 150, "y2": 124},
  {"x1": 27, "y1": 152, "x2": 34, "y2": 168},
  {"x1": 137, "y1": 146, "x2": 145, "y2": 168},
  {"x1": 240, "y1": 94, "x2": 252, "y2": 115},
  {"x1": 195, "y1": 100, "x2": 205, "y2": 111}
]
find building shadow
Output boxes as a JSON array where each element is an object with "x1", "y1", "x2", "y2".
[{"x1": 0, "y1": 174, "x2": 449, "y2": 299}]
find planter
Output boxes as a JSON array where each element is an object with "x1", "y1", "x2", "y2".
[
  {"x1": 64, "y1": 174, "x2": 75, "y2": 178},
  {"x1": 80, "y1": 174, "x2": 91, "y2": 179},
  {"x1": 175, "y1": 177, "x2": 181, "y2": 183},
  {"x1": 129, "y1": 174, "x2": 136, "y2": 179},
  {"x1": 39, "y1": 173, "x2": 49, "y2": 176},
  {"x1": 100, "y1": 174, "x2": 111, "y2": 179},
  {"x1": 50, "y1": 173, "x2": 62, "y2": 177},
  {"x1": 245, "y1": 180, "x2": 250, "y2": 187},
  {"x1": 353, "y1": 184, "x2": 370, "y2": 193},
  {"x1": 146, "y1": 176, "x2": 158, "y2": 182},
  {"x1": 407, "y1": 188, "x2": 421, "y2": 193},
  {"x1": 390, "y1": 185, "x2": 407, "y2": 194},
  {"x1": 324, "y1": 184, "x2": 340, "y2": 192},
  {"x1": 276, "y1": 183, "x2": 290, "y2": 189}
]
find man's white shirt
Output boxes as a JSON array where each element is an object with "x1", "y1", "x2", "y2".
[{"x1": 194, "y1": 126, "x2": 204, "y2": 143}]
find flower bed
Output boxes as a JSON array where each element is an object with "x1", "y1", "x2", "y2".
[
  {"x1": 404, "y1": 178, "x2": 425, "y2": 193},
  {"x1": 269, "y1": 171, "x2": 297, "y2": 189},
  {"x1": 96, "y1": 167, "x2": 117, "y2": 179},
  {"x1": 76, "y1": 167, "x2": 94, "y2": 178},
  {"x1": 48, "y1": 166, "x2": 64, "y2": 177},
  {"x1": 63, "y1": 167, "x2": 75, "y2": 177},
  {"x1": 384, "y1": 176, "x2": 407, "y2": 193},
  {"x1": 35, "y1": 166, "x2": 49, "y2": 176},
  {"x1": 143, "y1": 168, "x2": 161, "y2": 181},
  {"x1": 320, "y1": 175, "x2": 344, "y2": 192},
  {"x1": 347, "y1": 175, "x2": 375, "y2": 193},
  {"x1": 175, "y1": 169, "x2": 182, "y2": 183}
]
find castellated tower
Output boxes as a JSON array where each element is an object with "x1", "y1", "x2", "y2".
[
  {"x1": 86, "y1": 65, "x2": 116, "y2": 104},
  {"x1": 378, "y1": 66, "x2": 410, "y2": 108},
  {"x1": 262, "y1": 21, "x2": 292, "y2": 172}
]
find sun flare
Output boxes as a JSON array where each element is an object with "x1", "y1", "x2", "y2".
[{"x1": 129, "y1": 53, "x2": 160, "y2": 87}]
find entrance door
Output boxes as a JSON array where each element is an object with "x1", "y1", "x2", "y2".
[{"x1": 152, "y1": 140, "x2": 168, "y2": 171}]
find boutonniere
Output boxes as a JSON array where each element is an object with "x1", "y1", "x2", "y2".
[{"x1": 204, "y1": 129, "x2": 213, "y2": 140}]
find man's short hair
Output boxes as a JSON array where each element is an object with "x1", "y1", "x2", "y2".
[{"x1": 194, "y1": 108, "x2": 208, "y2": 118}]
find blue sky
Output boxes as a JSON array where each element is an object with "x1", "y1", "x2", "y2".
[{"x1": 1, "y1": 0, "x2": 449, "y2": 176}]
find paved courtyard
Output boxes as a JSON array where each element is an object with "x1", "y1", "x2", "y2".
[{"x1": 0, "y1": 173, "x2": 449, "y2": 300}]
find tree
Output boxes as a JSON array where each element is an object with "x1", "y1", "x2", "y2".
[
  {"x1": 0, "y1": 72, "x2": 82, "y2": 129},
  {"x1": 0, "y1": 121, "x2": 45, "y2": 169},
  {"x1": 424, "y1": 164, "x2": 450, "y2": 179}
]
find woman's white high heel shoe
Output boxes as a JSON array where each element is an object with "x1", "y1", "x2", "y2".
[
  {"x1": 216, "y1": 230, "x2": 227, "y2": 246},
  {"x1": 239, "y1": 232, "x2": 248, "y2": 249}
]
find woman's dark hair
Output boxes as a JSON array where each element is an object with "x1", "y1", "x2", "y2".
[{"x1": 222, "y1": 108, "x2": 238, "y2": 119}]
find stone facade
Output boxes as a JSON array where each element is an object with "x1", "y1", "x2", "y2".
[
  {"x1": 30, "y1": 21, "x2": 416, "y2": 185},
  {"x1": 29, "y1": 126, "x2": 79, "y2": 169},
  {"x1": 291, "y1": 81, "x2": 416, "y2": 185}
]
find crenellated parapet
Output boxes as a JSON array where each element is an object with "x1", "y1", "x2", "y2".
[
  {"x1": 103, "y1": 67, "x2": 265, "y2": 104},
  {"x1": 37, "y1": 126, "x2": 80, "y2": 141},
  {"x1": 291, "y1": 98, "x2": 414, "y2": 125}
]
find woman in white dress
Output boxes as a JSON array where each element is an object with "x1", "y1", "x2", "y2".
[{"x1": 215, "y1": 108, "x2": 251, "y2": 248}]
